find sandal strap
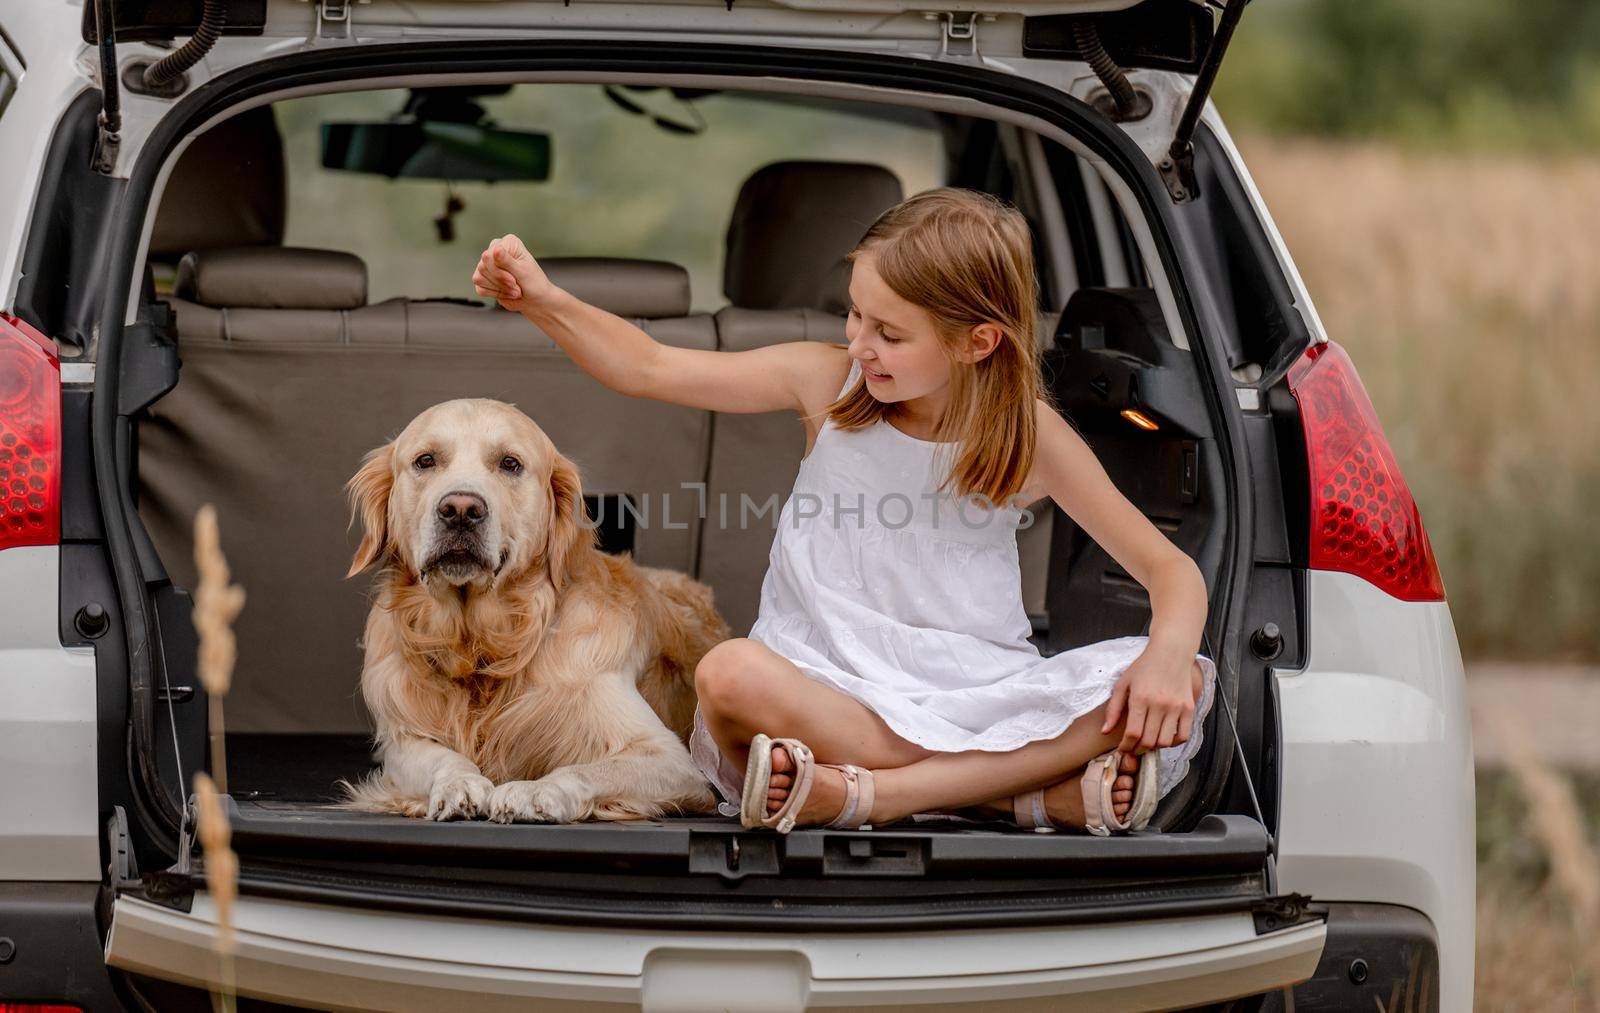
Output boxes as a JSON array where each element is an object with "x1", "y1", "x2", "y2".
[
  {"x1": 1127, "y1": 751, "x2": 1161, "y2": 832},
  {"x1": 1082, "y1": 751, "x2": 1123, "y2": 837},
  {"x1": 764, "y1": 738, "x2": 816, "y2": 834},
  {"x1": 1012, "y1": 788, "x2": 1055, "y2": 830},
  {"x1": 824, "y1": 764, "x2": 876, "y2": 830}
]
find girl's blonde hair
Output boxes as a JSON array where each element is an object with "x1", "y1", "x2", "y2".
[{"x1": 828, "y1": 187, "x2": 1050, "y2": 506}]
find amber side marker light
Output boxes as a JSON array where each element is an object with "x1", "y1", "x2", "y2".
[{"x1": 1120, "y1": 408, "x2": 1160, "y2": 431}]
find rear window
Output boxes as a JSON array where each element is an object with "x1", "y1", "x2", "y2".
[{"x1": 273, "y1": 85, "x2": 946, "y2": 310}]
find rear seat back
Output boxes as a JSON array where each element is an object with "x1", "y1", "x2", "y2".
[{"x1": 141, "y1": 250, "x2": 714, "y2": 734}]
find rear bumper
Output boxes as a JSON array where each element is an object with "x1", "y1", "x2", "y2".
[
  {"x1": 1277, "y1": 903, "x2": 1438, "y2": 1012},
  {"x1": 107, "y1": 892, "x2": 1324, "y2": 1011},
  {"x1": 0, "y1": 882, "x2": 125, "y2": 1011}
]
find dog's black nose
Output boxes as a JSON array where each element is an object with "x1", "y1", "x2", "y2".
[{"x1": 437, "y1": 492, "x2": 487, "y2": 528}]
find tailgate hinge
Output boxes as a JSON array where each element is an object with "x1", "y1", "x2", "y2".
[
  {"x1": 103, "y1": 803, "x2": 197, "y2": 914},
  {"x1": 924, "y1": 11, "x2": 993, "y2": 59}
]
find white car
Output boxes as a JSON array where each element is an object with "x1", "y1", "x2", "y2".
[{"x1": 0, "y1": 0, "x2": 1471, "y2": 1009}]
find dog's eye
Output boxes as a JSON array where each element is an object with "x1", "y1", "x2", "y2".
[
  {"x1": 500, "y1": 455, "x2": 523, "y2": 475},
  {"x1": 413, "y1": 453, "x2": 436, "y2": 470}
]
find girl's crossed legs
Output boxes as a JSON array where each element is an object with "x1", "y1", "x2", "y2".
[{"x1": 695, "y1": 637, "x2": 1149, "y2": 828}]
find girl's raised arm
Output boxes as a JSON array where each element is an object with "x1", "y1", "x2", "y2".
[
  {"x1": 1028, "y1": 402, "x2": 1210, "y2": 754},
  {"x1": 472, "y1": 234, "x2": 838, "y2": 416}
]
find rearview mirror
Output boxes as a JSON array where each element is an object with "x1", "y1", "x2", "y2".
[{"x1": 320, "y1": 121, "x2": 552, "y2": 182}]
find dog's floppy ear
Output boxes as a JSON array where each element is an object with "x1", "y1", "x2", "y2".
[
  {"x1": 346, "y1": 441, "x2": 397, "y2": 578},
  {"x1": 544, "y1": 452, "x2": 595, "y2": 588}
]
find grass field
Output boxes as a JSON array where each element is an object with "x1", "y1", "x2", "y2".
[
  {"x1": 1476, "y1": 771, "x2": 1600, "y2": 1010},
  {"x1": 1240, "y1": 137, "x2": 1600, "y2": 663},
  {"x1": 1467, "y1": 672, "x2": 1599, "y2": 1010}
]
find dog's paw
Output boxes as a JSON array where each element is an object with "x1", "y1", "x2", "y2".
[
  {"x1": 486, "y1": 778, "x2": 584, "y2": 824},
  {"x1": 426, "y1": 772, "x2": 495, "y2": 821}
]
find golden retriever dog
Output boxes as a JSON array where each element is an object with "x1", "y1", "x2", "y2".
[{"x1": 339, "y1": 398, "x2": 727, "y2": 822}]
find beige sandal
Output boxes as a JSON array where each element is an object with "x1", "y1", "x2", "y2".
[
  {"x1": 1011, "y1": 749, "x2": 1160, "y2": 835},
  {"x1": 1082, "y1": 749, "x2": 1160, "y2": 835},
  {"x1": 740, "y1": 733, "x2": 876, "y2": 834}
]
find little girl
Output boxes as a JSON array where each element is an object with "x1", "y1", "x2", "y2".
[{"x1": 473, "y1": 188, "x2": 1216, "y2": 835}]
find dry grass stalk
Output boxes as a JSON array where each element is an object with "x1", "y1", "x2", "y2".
[
  {"x1": 192, "y1": 771, "x2": 238, "y2": 1013},
  {"x1": 1476, "y1": 884, "x2": 1596, "y2": 1013},
  {"x1": 193, "y1": 503, "x2": 245, "y2": 795},
  {"x1": 1474, "y1": 701, "x2": 1600, "y2": 1008},
  {"x1": 1482, "y1": 705, "x2": 1600, "y2": 929},
  {"x1": 192, "y1": 505, "x2": 243, "y2": 1012},
  {"x1": 192, "y1": 771, "x2": 239, "y2": 955}
]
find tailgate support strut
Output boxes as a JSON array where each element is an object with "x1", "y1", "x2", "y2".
[
  {"x1": 1159, "y1": 0, "x2": 1249, "y2": 203},
  {"x1": 89, "y1": 0, "x2": 121, "y2": 174}
]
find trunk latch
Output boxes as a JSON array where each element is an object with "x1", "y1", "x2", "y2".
[
  {"x1": 690, "y1": 833, "x2": 782, "y2": 881},
  {"x1": 925, "y1": 12, "x2": 993, "y2": 59},
  {"x1": 312, "y1": 0, "x2": 361, "y2": 40}
]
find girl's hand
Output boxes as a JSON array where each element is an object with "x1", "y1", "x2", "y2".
[
  {"x1": 472, "y1": 234, "x2": 558, "y2": 313},
  {"x1": 1100, "y1": 644, "x2": 1204, "y2": 755}
]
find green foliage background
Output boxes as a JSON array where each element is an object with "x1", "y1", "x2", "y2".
[{"x1": 1214, "y1": 0, "x2": 1600, "y2": 150}]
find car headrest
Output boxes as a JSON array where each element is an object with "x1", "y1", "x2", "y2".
[
  {"x1": 540, "y1": 258, "x2": 692, "y2": 318},
  {"x1": 724, "y1": 161, "x2": 904, "y2": 311},
  {"x1": 174, "y1": 247, "x2": 368, "y2": 310},
  {"x1": 150, "y1": 106, "x2": 286, "y2": 261}
]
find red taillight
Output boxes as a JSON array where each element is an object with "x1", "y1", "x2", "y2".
[
  {"x1": 1286, "y1": 341, "x2": 1445, "y2": 602},
  {"x1": 0, "y1": 313, "x2": 61, "y2": 550}
]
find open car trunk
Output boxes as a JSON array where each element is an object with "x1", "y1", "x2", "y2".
[
  {"x1": 104, "y1": 263, "x2": 1309, "y2": 984},
  {"x1": 128, "y1": 101, "x2": 1260, "y2": 854}
]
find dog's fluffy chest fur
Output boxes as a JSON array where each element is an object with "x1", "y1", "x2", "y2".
[{"x1": 364, "y1": 571, "x2": 659, "y2": 782}]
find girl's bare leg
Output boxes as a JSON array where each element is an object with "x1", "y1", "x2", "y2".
[
  {"x1": 695, "y1": 638, "x2": 1137, "y2": 827},
  {"x1": 695, "y1": 637, "x2": 937, "y2": 772}
]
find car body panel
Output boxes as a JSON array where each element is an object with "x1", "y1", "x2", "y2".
[
  {"x1": 0, "y1": 3, "x2": 99, "y2": 319},
  {"x1": 1276, "y1": 569, "x2": 1473, "y2": 1011},
  {"x1": 0, "y1": 546, "x2": 101, "y2": 881}
]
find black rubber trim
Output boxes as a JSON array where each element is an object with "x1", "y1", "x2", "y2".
[
  {"x1": 91, "y1": 39, "x2": 1256, "y2": 852},
  {"x1": 216, "y1": 865, "x2": 1277, "y2": 932},
  {"x1": 222, "y1": 803, "x2": 1271, "y2": 872}
]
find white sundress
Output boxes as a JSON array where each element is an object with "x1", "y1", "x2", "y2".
[{"x1": 689, "y1": 357, "x2": 1218, "y2": 816}]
